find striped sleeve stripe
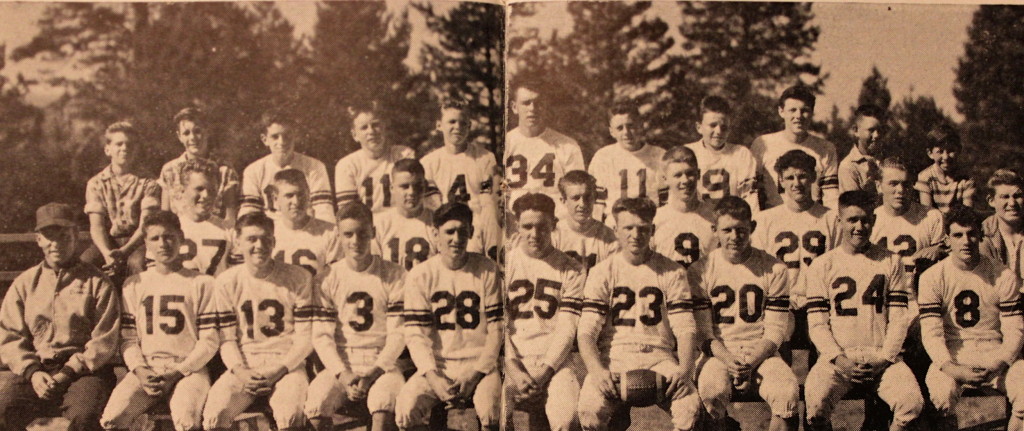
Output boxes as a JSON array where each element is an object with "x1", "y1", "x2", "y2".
[
  {"x1": 404, "y1": 311, "x2": 432, "y2": 327},
  {"x1": 294, "y1": 306, "x2": 319, "y2": 321},
  {"x1": 820, "y1": 176, "x2": 839, "y2": 187},
  {"x1": 197, "y1": 313, "x2": 220, "y2": 329},
  {"x1": 336, "y1": 192, "x2": 358, "y2": 203},
  {"x1": 387, "y1": 303, "x2": 404, "y2": 315},
  {"x1": 485, "y1": 307, "x2": 503, "y2": 322},
  {"x1": 121, "y1": 313, "x2": 136, "y2": 328},
  {"x1": 887, "y1": 292, "x2": 909, "y2": 307},
  {"x1": 1000, "y1": 299, "x2": 1024, "y2": 316},
  {"x1": 766, "y1": 297, "x2": 790, "y2": 311},
  {"x1": 692, "y1": 297, "x2": 712, "y2": 311},
  {"x1": 240, "y1": 195, "x2": 263, "y2": 206},
  {"x1": 806, "y1": 297, "x2": 830, "y2": 313},
  {"x1": 667, "y1": 299, "x2": 694, "y2": 313},
  {"x1": 582, "y1": 300, "x2": 608, "y2": 315},
  {"x1": 219, "y1": 312, "x2": 238, "y2": 328},
  {"x1": 317, "y1": 307, "x2": 339, "y2": 322},
  {"x1": 919, "y1": 304, "x2": 943, "y2": 318}
]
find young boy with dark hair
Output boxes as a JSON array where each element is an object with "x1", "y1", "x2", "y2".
[
  {"x1": 916, "y1": 124, "x2": 976, "y2": 213},
  {"x1": 839, "y1": 104, "x2": 887, "y2": 194}
]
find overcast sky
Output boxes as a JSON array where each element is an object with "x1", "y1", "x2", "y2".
[{"x1": 0, "y1": 1, "x2": 976, "y2": 120}]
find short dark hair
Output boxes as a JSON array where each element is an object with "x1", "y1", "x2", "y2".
[
  {"x1": 433, "y1": 202, "x2": 473, "y2": 228},
  {"x1": 944, "y1": 206, "x2": 983, "y2": 233},
  {"x1": 173, "y1": 107, "x2": 206, "y2": 129},
  {"x1": 926, "y1": 124, "x2": 961, "y2": 152},
  {"x1": 336, "y1": 200, "x2": 374, "y2": 226},
  {"x1": 235, "y1": 212, "x2": 275, "y2": 235},
  {"x1": 713, "y1": 196, "x2": 752, "y2": 223},
  {"x1": 558, "y1": 170, "x2": 597, "y2": 199},
  {"x1": 838, "y1": 190, "x2": 878, "y2": 213},
  {"x1": 699, "y1": 95, "x2": 732, "y2": 117},
  {"x1": 511, "y1": 73, "x2": 545, "y2": 97},
  {"x1": 988, "y1": 168, "x2": 1024, "y2": 192},
  {"x1": 271, "y1": 168, "x2": 309, "y2": 191},
  {"x1": 774, "y1": 149, "x2": 817, "y2": 176},
  {"x1": 778, "y1": 85, "x2": 816, "y2": 110},
  {"x1": 392, "y1": 158, "x2": 426, "y2": 178},
  {"x1": 512, "y1": 193, "x2": 556, "y2": 220},
  {"x1": 440, "y1": 99, "x2": 468, "y2": 114},
  {"x1": 853, "y1": 104, "x2": 886, "y2": 123},
  {"x1": 611, "y1": 197, "x2": 657, "y2": 224},
  {"x1": 143, "y1": 210, "x2": 182, "y2": 235},
  {"x1": 178, "y1": 158, "x2": 221, "y2": 191},
  {"x1": 662, "y1": 145, "x2": 699, "y2": 169},
  {"x1": 348, "y1": 101, "x2": 383, "y2": 126},
  {"x1": 879, "y1": 156, "x2": 910, "y2": 173},
  {"x1": 608, "y1": 102, "x2": 640, "y2": 122},
  {"x1": 259, "y1": 110, "x2": 295, "y2": 134}
]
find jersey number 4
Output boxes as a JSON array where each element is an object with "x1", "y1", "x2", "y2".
[
  {"x1": 508, "y1": 279, "x2": 561, "y2": 320},
  {"x1": 431, "y1": 291, "x2": 481, "y2": 330},
  {"x1": 506, "y1": 153, "x2": 555, "y2": 188},
  {"x1": 611, "y1": 286, "x2": 664, "y2": 326}
]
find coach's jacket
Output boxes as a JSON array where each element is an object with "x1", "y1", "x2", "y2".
[
  {"x1": 0, "y1": 259, "x2": 121, "y2": 379},
  {"x1": 980, "y1": 215, "x2": 1022, "y2": 277}
]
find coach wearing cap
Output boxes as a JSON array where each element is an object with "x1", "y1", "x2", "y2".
[{"x1": 0, "y1": 203, "x2": 121, "y2": 431}]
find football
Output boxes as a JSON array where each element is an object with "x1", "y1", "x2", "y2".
[{"x1": 616, "y1": 369, "x2": 667, "y2": 407}]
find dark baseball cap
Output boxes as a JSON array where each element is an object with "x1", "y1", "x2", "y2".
[{"x1": 35, "y1": 203, "x2": 78, "y2": 231}]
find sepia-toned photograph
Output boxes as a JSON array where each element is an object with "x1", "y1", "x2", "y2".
[{"x1": 1, "y1": 1, "x2": 1023, "y2": 430}]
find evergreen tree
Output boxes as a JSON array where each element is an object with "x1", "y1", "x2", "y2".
[{"x1": 856, "y1": 66, "x2": 892, "y2": 111}]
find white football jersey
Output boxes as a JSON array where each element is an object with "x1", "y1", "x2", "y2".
[
  {"x1": 422, "y1": 143, "x2": 498, "y2": 210},
  {"x1": 871, "y1": 202, "x2": 945, "y2": 274},
  {"x1": 374, "y1": 207, "x2": 437, "y2": 271},
  {"x1": 215, "y1": 262, "x2": 315, "y2": 361},
  {"x1": 334, "y1": 145, "x2": 416, "y2": 213},
  {"x1": 918, "y1": 256, "x2": 1023, "y2": 366},
  {"x1": 120, "y1": 268, "x2": 219, "y2": 373},
  {"x1": 651, "y1": 202, "x2": 718, "y2": 268},
  {"x1": 688, "y1": 248, "x2": 790, "y2": 348},
  {"x1": 750, "y1": 131, "x2": 839, "y2": 210},
  {"x1": 801, "y1": 245, "x2": 911, "y2": 362},
  {"x1": 685, "y1": 140, "x2": 759, "y2": 208},
  {"x1": 468, "y1": 202, "x2": 502, "y2": 262},
  {"x1": 403, "y1": 253, "x2": 502, "y2": 365},
  {"x1": 504, "y1": 127, "x2": 584, "y2": 206},
  {"x1": 314, "y1": 256, "x2": 406, "y2": 373},
  {"x1": 551, "y1": 219, "x2": 619, "y2": 273},
  {"x1": 272, "y1": 216, "x2": 341, "y2": 280},
  {"x1": 581, "y1": 252, "x2": 695, "y2": 354},
  {"x1": 752, "y1": 203, "x2": 838, "y2": 282},
  {"x1": 240, "y1": 152, "x2": 334, "y2": 219},
  {"x1": 588, "y1": 144, "x2": 665, "y2": 222},
  {"x1": 179, "y1": 216, "x2": 233, "y2": 276},
  {"x1": 505, "y1": 247, "x2": 585, "y2": 366}
]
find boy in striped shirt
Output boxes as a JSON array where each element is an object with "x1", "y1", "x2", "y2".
[
  {"x1": 919, "y1": 208, "x2": 1024, "y2": 431},
  {"x1": 916, "y1": 125, "x2": 976, "y2": 213}
]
